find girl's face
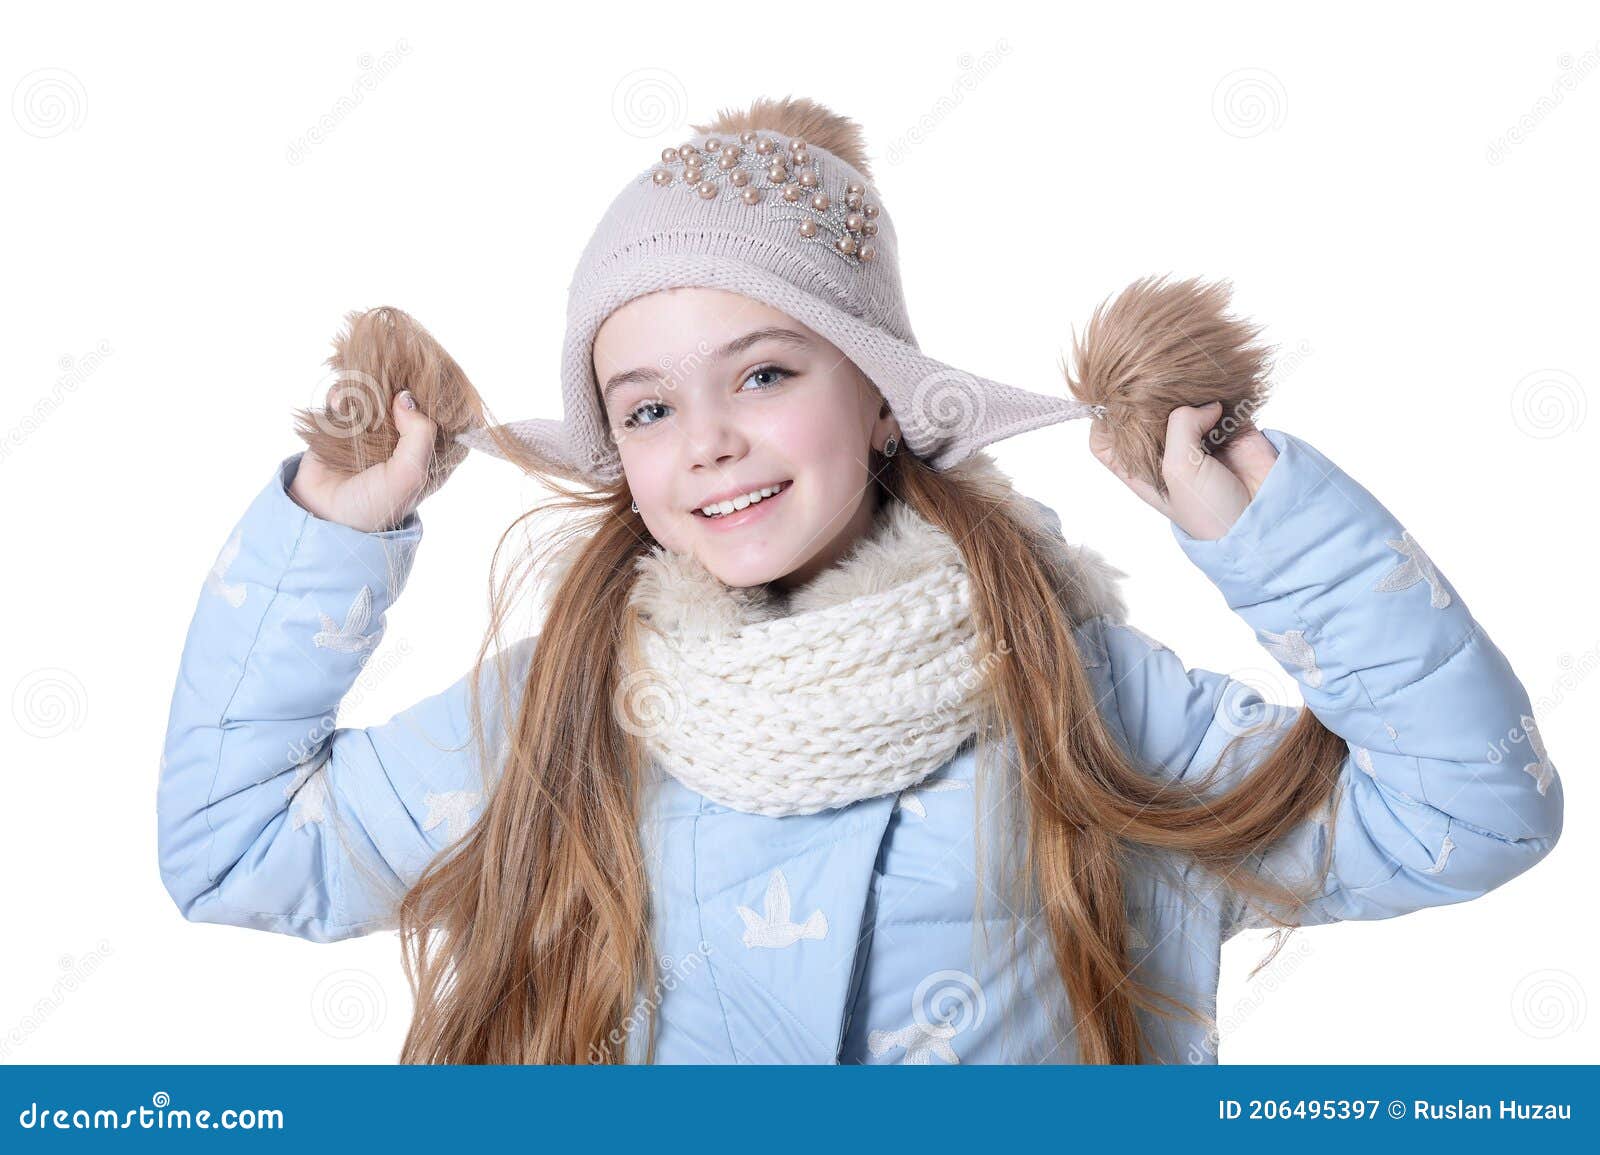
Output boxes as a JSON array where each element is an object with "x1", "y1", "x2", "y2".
[{"x1": 594, "y1": 287, "x2": 901, "y2": 591}]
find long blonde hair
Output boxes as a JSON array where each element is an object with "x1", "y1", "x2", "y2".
[{"x1": 292, "y1": 97, "x2": 1348, "y2": 1065}]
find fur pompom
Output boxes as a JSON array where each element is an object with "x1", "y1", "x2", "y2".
[
  {"x1": 1061, "y1": 275, "x2": 1275, "y2": 499},
  {"x1": 292, "y1": 306, "x2": 481, "y2": 492},
  {"x1": 691, "y1": 95, "x2": 873, "y2": 182}
]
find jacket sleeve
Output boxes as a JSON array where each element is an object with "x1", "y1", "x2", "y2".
[
  {"x1": 157, "y1": 451, "x2": 535, "y2": 943},
  {"x1": 1093, "y1": 427, "x2": 1563, "y2": 944}
]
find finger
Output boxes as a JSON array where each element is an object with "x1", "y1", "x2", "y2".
[
  {"x1": 1087, "y1": 422, "x2": 1171, "y2": 515},
  {"x1": 1162, "y1": 401, "x2": 1223, "y2": 482},
  {"x1": 1165, "y1": 401, "x2": 1223, "y2": 451},
  {"x1": 384, "y1": 390, "x2": 437, "y2": 504}
]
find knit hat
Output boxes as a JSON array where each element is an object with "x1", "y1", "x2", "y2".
[{"x1": 452, "y1": 97, "x2": 1102, "y2": 487}]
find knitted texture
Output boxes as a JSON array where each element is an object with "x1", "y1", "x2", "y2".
[
  {"x1": 455, "y1": 123, "x2": 1098, "y2": 486},
  {"x1": 626, "y1": 501, "x2": 979, "y2": 816},
  {"x1": 614, "y1": 455, "x2": 1130, "y2": 816}
]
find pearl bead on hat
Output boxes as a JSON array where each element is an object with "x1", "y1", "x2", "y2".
[{"x1": 649, "y1": 132, "x2": 881, "y2": 267}]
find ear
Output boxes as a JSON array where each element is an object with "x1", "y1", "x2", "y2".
[
  {"x1": 875, "y1": 401, "x2": 901, "y2": 450},
  {"x1": 1062, "y1": 275, "x2": 1276, "y2": 499}
]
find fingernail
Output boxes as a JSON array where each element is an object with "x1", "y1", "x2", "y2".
[{"x1": 400, "y1": 390, "x2": 416, "y2": 411}]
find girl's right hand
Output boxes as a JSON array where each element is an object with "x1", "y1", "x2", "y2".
[{"x1": 289, "y1": 391, "x2": 442, "y2": 533}]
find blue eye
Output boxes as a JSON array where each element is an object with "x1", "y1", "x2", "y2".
[
  {"x1": 741, "y1": 363, "x2": 794, "y2": 392},
  {"x1": 618, "y1": 364, "x2": 795, "y2": 430},
  {"x1": 621, "y1": 399, "x2": 670, "y2": 430}
]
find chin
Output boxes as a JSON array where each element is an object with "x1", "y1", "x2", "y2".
[{"x1": 698, "y1": 550, "x2": 803, "y2": 590}]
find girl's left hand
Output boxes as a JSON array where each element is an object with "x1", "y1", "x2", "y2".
[{"x1": 1089, "y1": 401, "x2": 1280, "y2": 541}]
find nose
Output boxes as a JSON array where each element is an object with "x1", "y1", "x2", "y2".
[{"x1": 682, "y1": 398, "x2": 751, "y2": 473}]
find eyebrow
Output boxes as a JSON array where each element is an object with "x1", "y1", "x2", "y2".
[{"x1": 600, "y1": 326, "x2": 813, "y2": 405}]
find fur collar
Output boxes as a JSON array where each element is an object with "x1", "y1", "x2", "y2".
[{"x1": 626, "y1": 452, "x2": 1128, "y2": 637}]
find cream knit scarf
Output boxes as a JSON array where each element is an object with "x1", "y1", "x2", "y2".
[{"x1": 619, "y1": 455, "x2": 1128, "y2": 817}]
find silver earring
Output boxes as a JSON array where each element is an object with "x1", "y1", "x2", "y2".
[
  {"x1": 882, "y1": 435, "x2": 899, "y2": 458},
  {"x1": 630, "y1": 498, "x2": 639, "y2": 513}
]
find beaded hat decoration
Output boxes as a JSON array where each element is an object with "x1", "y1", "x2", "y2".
[
  {"x1": 649, "y1": 132, "x2": 882, "y2": 267},
  {"x1": 453, "y1": 120, "x2": 1102, "y2": 487}
]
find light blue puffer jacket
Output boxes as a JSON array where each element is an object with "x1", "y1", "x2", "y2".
[{"x1": 158, "y1": 428, "x2": 1564, "y2": 1063}]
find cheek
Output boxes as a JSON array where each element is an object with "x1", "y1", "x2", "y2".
[
  {"x1": 755, "y1": 392, "x2": 863, "y2": 464},
  {"x1": 619, "y1": 449, "x2": 682, "y2": 538},
  {"x1": 754, "y1": 395, "x2": 868, "y2": 510}
]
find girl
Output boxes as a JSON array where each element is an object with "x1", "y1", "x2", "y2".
[{"x1": 158, "y1": 96, "x2": 1563, "y2": 1065}]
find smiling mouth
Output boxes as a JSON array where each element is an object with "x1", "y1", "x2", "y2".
[{"x1": 692, "y1": 479, "x2": 793, "y2": 519}]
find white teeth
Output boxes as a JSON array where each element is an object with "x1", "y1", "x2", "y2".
[{"x1": 699, "y1": 483, "x2": 784, "y2": 518}]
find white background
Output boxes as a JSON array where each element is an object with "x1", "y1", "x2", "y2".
[{"x1": 2, "y1": 0, "x2": 1594, "y2": 1064}]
